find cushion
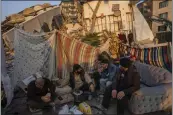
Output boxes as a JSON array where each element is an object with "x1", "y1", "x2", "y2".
[
  {"x1": 55, "y1": 85, "x2": 72, "y2": 96},
  {"x1": 129, "y1": 83, "x2": 172, "y2": 114},
  {"x1": 134, "y1": 61, "x2": 172, "y2": 86}
]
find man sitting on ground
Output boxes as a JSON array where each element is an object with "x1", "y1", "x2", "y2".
[
  {"x1": 69, "y1": 64, "x2": 95, "y2": 95},
  {"x1": 100, "y1": 57, "x2": 140, "y2": 115},
  {"x1": 98, "y1": 58, "x2": 118, "y2": 93},
  {"x1": 27, "y1": 77, "x2": 56, "y2": 112}
]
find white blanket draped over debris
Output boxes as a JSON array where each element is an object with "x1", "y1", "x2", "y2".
[{"x1": 13, "y1": 28, "x2": 56, "y2": 87}]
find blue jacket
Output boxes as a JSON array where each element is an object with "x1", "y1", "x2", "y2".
[{"x1": 100, "y1": 63, "x2": 118, "y2": 81}]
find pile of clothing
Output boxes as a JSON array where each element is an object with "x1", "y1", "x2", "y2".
[
  {"x1": 118, "y1": 33, "x2": 127, "y2": 44},
  {"x1": 118, "y1": 32, "x2": 134, "y2": 45}
]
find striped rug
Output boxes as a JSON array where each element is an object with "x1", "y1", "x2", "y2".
[
  {"x1": 56, "y1": 32, "x2": 100, "y2": 79},
  {"x1": 128, "y1": 44, "x2": 172, "y2": 72}
]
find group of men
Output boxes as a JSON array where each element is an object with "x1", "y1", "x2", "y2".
[{"x1": 27, "y1": 52, "x2": 140, "y2": 115}]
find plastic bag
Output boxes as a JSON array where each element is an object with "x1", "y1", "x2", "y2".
[
  {"x1": 1, "y1": 74, "x2": 14, "y2": 108},
  {"x1": 79, "y1": 102, "x2": 92, "y2": 114},
  {"x1": 70, "y1": 106, "x2": 83, "y2": 115},
  {"x1": 58, "y1": 105, "x2": 71, "y2": 115}
]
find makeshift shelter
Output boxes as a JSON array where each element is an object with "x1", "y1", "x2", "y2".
[{"x1": 1, "y1": 1, "x2": 172, "y2": 115}]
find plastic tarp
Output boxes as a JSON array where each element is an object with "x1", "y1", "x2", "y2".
[
  {"x1": 1, "y1": 41, "x2": 14, "y2": 107},
  {"x1": 133, "y1": 5, "x2": 154, "y2": 44}
]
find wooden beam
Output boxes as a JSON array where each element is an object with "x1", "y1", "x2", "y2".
[
  {"x1": 89, "y1": 0, "x2": 102, "y2": 33},
  {"x1": 87, "y1": 2, "x2": 94, "y2": 12}
]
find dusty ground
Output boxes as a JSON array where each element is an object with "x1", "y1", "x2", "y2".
[{"x1": 2, "y1": 89, "x2": 170, "y2": 115}]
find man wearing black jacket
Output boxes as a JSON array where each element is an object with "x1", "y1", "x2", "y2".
[
  {"x1": 101, "y1": 58, "x2": 140, "y2": 115},
  {"x1": 69, "y1": 64, "x2": 95, "y2": 92},
  {"x1": 27, "y1": 77, "x2": 56, "y2": 111}
]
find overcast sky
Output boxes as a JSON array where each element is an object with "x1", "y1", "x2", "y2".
[{"x1": 1, "y1": 1, "x2": 61, "y2": 21}]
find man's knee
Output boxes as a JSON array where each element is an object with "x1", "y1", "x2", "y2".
[
  {"x1": 100, "y1": 79, "x2": 106, "y2": 84},
  {"x1": 106, "y1": 81, "x2": 112, "y2": 87}
]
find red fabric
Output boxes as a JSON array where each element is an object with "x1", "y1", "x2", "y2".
[{"x1": 118, "y1": 34, "x2": 127, "y2": 44}]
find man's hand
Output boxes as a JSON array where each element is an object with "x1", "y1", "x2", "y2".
[
  {"x1": 46, "y1": 93, "x2": 51, "y2": 98},
  {"x1": 41, "y1": 96, "x2": 51, "y2": 103},
  {"x1": 117, "y1": 91, "x2": 125, "y2": 100},
  {"x1": 112, "y1": 90, "x2": 117, "y2": 98},
  {"x1": 89, "y1": 84, "x2": 95, "y2": 92}
]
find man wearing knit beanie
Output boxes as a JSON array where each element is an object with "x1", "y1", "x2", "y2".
[
  {"x1": 119, "y1": 57, "x2": 132, "y2": 72},
  {"x1": 100, "y1": 57, "x2": 140, "y2": 115}
]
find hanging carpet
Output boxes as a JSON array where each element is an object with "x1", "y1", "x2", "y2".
[
  {"x1": 56, "y1": 32, "x2": 100, "y2": 80},
  {"x1": 128, "y1": 43, "x2": 172, "y2": 72}
]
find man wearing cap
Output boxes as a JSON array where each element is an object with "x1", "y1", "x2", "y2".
[
  {"x1": 113, "y1": 58, "x2": 120, "y2": 67},
  {"x1": 98, "y1": 58, "x2": 118, "y2": 93},
  {"x1": 100, "y1": 57, "x2": 140, "y2": 115}
]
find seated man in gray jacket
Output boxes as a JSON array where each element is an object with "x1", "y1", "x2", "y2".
[{"x1": 99, "y1": 59, "x2": 118, "y2": 93}]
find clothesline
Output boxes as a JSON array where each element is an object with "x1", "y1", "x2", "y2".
[
  {"x1": 120, "y1": 42, "x2": 171, "y2": 49},
  {"x1": 139, "y1": 42, "x2": 170, "y2": 49}
]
